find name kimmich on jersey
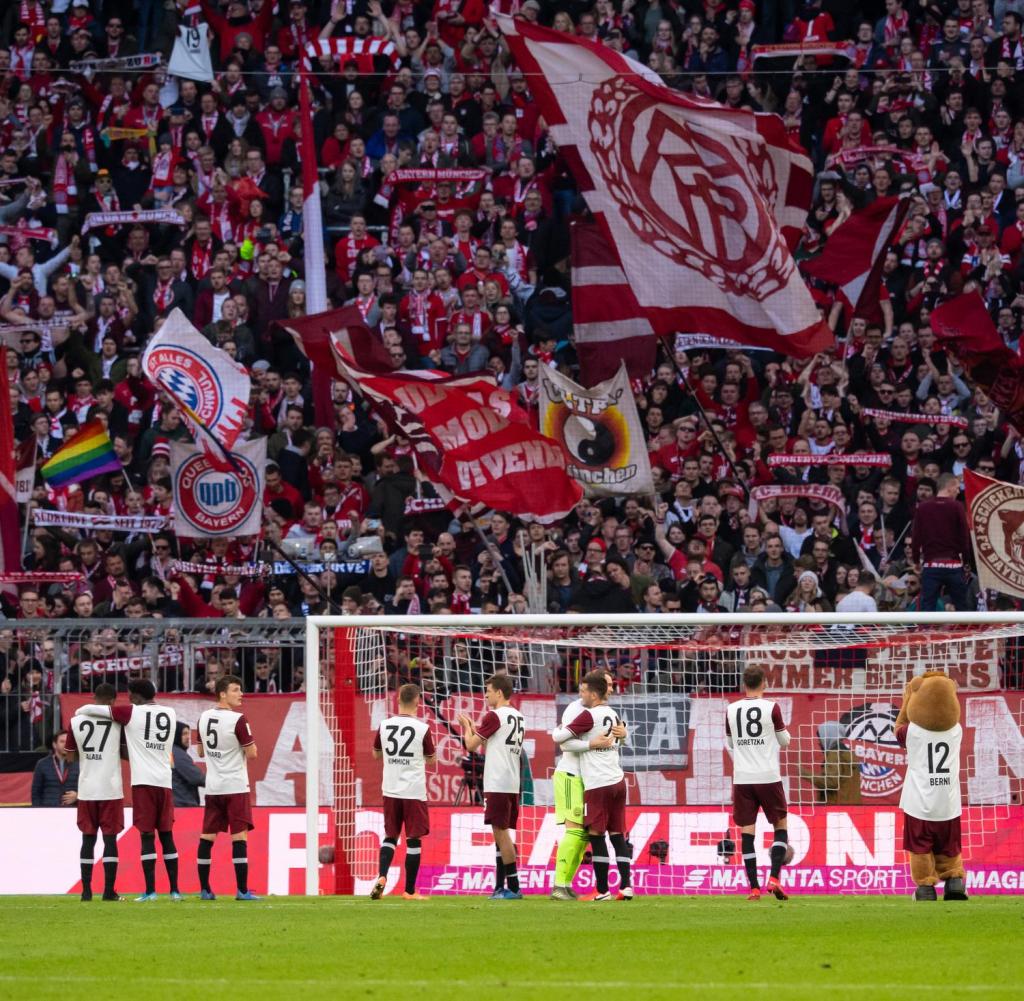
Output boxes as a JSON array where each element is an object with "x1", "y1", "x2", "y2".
[
  {"x1": 66, "y1": 712, "x2": 124, "y2": 801},
  {"x1": 564, "y1": 703, "x2": 625, "y2": 790},
  {"x1": 199, "y1": 707, "x2": 256, "y2": 796},
  {"x1": 374, "y1": 715, "x2": 435, "y2": 801},
  {"x1": 726, "y1": 698, "x2": 787, "y2": 785},
  {"x1": 476, "y1": 705, "x2": 525, "y2": 794}
]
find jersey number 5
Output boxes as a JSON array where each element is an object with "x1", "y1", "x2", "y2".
[
  {"x1": 205, "y1": 718, "x2": 218, "y2": 749},
  {"x1": 734, "y1": 706, "x2": 763, "y2": 739}
]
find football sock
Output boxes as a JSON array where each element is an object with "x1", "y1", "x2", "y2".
[
  {"x1": 140, "y1": 833, "x2": 157, "y2": 894},
  {"x1": 101, "y1": 834, "x2": 118, "y2": 897},
  {"x1": 554, "y1": 826, "x2": 588, "y2": 887},
  {"x1": 232, "y1": 840, "x2": 249, "y2": 894},
  {"x1": 404, "y1": 838, "x2": 421, "y2": 894},
  {"x1": 80, "y1": 833, "x2": 97, "y2": 898},
  {"x1": 197, "y1": 838, "x2": 213, "y2": 893},
  {"x1": 770, "y1": 829, "x2": 788, "y2": 880},
  {"x1": 379, "y1": 838, "x2": 397, "y2": 879},
  {"x1": 589, "y1": 835, "x2": 610, "y2": 894},
  {"x1": 505, "y1": 860, "x2": 520, "y2": 894},
  {"x1": 494, "y1": 850, "x2": 506, "y2": 892},
  {"x1": 741, "y1": 833, "x2": 759, "y2": 890},
  {"x1": 159, "y1": 831, "x2": 179, "y2": 894},
  {"x1": 609, "y1": 833, "x2": 632, "y2": 890}
]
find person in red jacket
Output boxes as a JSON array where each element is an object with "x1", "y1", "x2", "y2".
[
  {"x1": 201, "y1": 0, "x2": 276, "y2": 63},
  {"x1": 256, "y1": 88, "x2": 297, "y2": 167},
  {"x1": 399, "y1": 269, "x2": 449, "y2": 357},
  {"x1": 276, "y1": 0, "x2": 319, "y2": 61}
]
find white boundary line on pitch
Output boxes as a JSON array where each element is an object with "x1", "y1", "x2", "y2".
[{"x1": 0, "y1": 976, "x2": 1015, "y2": 993}]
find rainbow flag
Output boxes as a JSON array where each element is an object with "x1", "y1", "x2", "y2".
[{"x1": 40, "y1": 420, "x2": 121, "y2": 488}]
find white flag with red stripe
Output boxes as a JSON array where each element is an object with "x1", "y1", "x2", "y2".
[
  {"x1": 298, "y1": 71, "x2": 327, "y2": 317},
  {"x1": 571, "y1": 218, "x2": 656, "y2": 384},
  {"x1": 496, "y1": 14, "x2": 833, "y2": 357},
  {"x1": 801, "y1": 196, "x2": 909, "y2": 319}
]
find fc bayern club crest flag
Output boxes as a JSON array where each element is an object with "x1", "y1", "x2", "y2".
[
  {"x1": 171, "y1": 437, "x2": 265, "y2": 539},
  {"x1": 495, "y1": 14, "x2": 833, "y2": 357},
  {"x1": 965, "y1": 467, "x2": 1024, "y2": 599},
  {"x1": 143, "y1": 309, "x2": 250, "y2": 454}
]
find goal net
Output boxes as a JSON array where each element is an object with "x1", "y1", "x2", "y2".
[{"x1": 303, "y1": 613, "x2": 1024, "y2": 898}]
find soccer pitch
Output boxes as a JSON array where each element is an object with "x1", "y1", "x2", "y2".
[{"x1": 2, "y1": 896, "x2": 1018, "y2": 1000}]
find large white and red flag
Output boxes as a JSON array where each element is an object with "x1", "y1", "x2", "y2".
[
  {"x1": 142, "y1": 308, "x2": 250, "y2": 454},
  {"x1": 496, "y1": 14, "x2": 833, "y2": 357},
  {"x1": 571, "y1": 217, "x2": 656, "y2": 384},
  {"x1": 801, "y1": 195, "x2": 909, "y2": 321},
  {"x1": 965, "y1": 467, "x2": 1024, "y2": 599}
]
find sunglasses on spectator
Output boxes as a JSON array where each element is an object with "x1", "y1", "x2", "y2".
[{"x1": 954, "y1": 440, "x2": 971, "y2": 448}]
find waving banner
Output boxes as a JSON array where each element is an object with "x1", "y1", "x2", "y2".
[
  {"x1": 144, "y1": 309, "x2": 250, "y2": 453},
  {"x1": 171, "y1": 437, "x2": 265, "y2": 538},
  {"x1": 931, "y1": 291, "x2": 1024, "y2": 436},
  {"x1": 539, "y1": 362, "x2": 654, "y2": 497},
  {"x1": 32, "y1": 510, "x2": 168, "y2": 532},
  {"x1": 81, "y1": 209, "x2": 185, "y2": 233},
  {"x1": 495, "y1": 13, "x2": 833, "y2": 357},
  {"x1": 861, "y1": 408, "x2": 968, "y2": 428},
  {"x1": 331, "y1": 340, "x2": 582, "y2": 522},
  {"x1": 749, "y1": 483, "x2": 845, "y2": 508}
]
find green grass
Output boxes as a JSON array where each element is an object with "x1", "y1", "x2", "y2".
[{"x1": 2, "y1": 896, "x2": 1020, "y2": 1000}]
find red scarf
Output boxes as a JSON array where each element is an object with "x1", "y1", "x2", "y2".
[
  {"x1": 52, "y1": 154, "x2": 76, "y2": 214},
  {"x1": 153, "y1": 280, "x2": 174, "y2": 313},
  {"x1": 151, "y1": 150, "x2": 174, "y2": 188},
  {"x1": 190, "y1": 241, "x2": 213, "y2": 280},
  {"x1": 20, "y1": 1, "x2": 46, "y2": 43}
]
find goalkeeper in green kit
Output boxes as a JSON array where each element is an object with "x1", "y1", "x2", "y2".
[{"x1": 550, "y1": 670, "x2": 626, "y2": 900}]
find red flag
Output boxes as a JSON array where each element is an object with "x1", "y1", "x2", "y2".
[
  {"x1": 801, "y1": 196, "x2": 909, "y2": 322},
  {"x1": 0, "y1": 347, "x2": 24, "y2": 590},
  {"x1": 278, "y1": 305, "x2": 394, "y2": 375},
  {"x1": 495, "y1": 14, "x2": 833, "y2": 357},
  {"x1": 571, "y1": 218, "x2": 656, "y2": 384},
  {"x1": 331, "y1": 344, "x2": 583, "y2": 522},
  {"x1": 931, "y1": 292, "x2": 1024, "y2": 433}
]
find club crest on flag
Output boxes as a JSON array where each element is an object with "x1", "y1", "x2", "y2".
[
  {"x1": 588, "y1": 76, "x2": 791, "y2": 301},
  {"x1": 966, "y1": 468, "x2": 1024, "y2": 597},
  {"x1": 142, "y1": 309, "x2": 250, "y2": 453},
  {"x1": 146, "y1": 345, "x2": 228, "y2": 423},
  {"x1": 171, "y1": 439, "x2": 264, "y2": 538}
]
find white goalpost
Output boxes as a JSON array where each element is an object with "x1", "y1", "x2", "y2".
[{"x1": 304, "y1": 613, "x2": 1024, "y2": 898}]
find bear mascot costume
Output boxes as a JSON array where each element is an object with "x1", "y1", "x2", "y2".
[{"x1": 895, "y1": 671, "x2": 968, "y2": 901}]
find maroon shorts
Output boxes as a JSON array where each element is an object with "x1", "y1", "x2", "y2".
[
  {"x1": 903, "y1": 815, "x2": 962, "y2": 857},
  {"x1": 77, "y1": 798, "x2": 125, "y2": 836},
  {"x1": 132, "y1": 785, "x2": 174, "y2": 833},
  {"x1": 203, "y1": 792, "x2": 254, "y2": 835},
  {"x1": 584, "y1": 779, "x2": 627, "y2": 835},
  {"x1": 733, "y1": 782, "x2": 788, "y2": 827},
  {"x1": 383, "y1": 796, "x2": 430, "y2": 840},
  {"x1": 483, "y1": 792, "x2": 519, "y2": 830}
]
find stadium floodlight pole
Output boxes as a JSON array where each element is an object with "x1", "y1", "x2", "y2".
[{"x1": 658, "y1": 335, "x2": 750, "y2": 499}]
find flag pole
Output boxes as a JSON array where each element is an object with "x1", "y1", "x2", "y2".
[
  {"x1": 297, "y1": 65, "x2": 334, "y2": 429},
  {"x1": 657, "y1": 336, "x2": 751, "y2": 500}
]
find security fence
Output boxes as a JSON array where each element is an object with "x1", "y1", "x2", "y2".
[{"x1": 0, "y1": 618, "x2": 307, "y2": 753}]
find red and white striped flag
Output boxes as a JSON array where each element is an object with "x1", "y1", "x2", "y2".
[
  {"x1": 496, "y1": 14, "x2": 833, "y2": 357},
  {"x1": 801, "y1": 196, "x2": 909, "y2": 321},
  {"x1": 571, "y1": 218, "x2": 656, "y2": 385}
]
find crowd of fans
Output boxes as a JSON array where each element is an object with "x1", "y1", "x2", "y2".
[{"x1": 0, "y1": 0, "x2": 1022, "y2": 727}]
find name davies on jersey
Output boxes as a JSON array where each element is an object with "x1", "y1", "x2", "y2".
[{"x1": 145, "y1": 741, "x2": 164, "y2": 750}]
